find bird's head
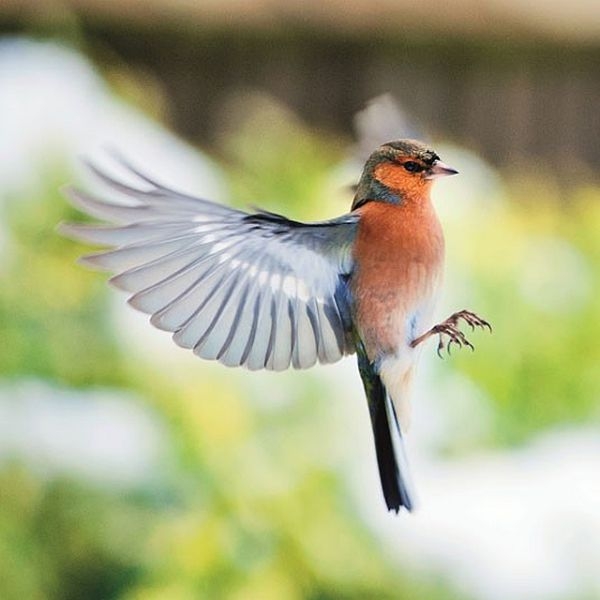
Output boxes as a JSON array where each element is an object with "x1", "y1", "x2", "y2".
[{"x1": 352, "y1": 139, "x2": 458, "y2": 210}]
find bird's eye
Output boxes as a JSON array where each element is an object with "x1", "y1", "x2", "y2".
[{"x1": 403, "y1": 161, "x2": 423, "y2": 173}]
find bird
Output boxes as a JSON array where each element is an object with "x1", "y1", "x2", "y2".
[{"x1": 60, "y1": 139, "x2": 491, "y2": 513}]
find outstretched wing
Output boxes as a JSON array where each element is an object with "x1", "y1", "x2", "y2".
[{"x1": 60, "y1": 159, "x2": 359, "y2": 371}]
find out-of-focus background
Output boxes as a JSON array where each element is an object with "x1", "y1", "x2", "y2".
[{"x1": 0, "y1": 2, "x2": 599, "y2": 599}]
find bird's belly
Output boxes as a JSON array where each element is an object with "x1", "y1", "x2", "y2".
[
  {"x1": 355, "y1": 259, "x2": 442, "y2": 360},
  {"x1": 373, "y1": 270, "x2": 442, "y2": 431},
  {"x1": 352, "y1": 198, "x2": 445, "y2": 361}
]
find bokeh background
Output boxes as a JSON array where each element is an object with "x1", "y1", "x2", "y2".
[{"x1": 1, "y1": 2, "x2": 599, "y2": 599}]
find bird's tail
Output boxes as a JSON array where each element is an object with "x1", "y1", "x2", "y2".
[{"x1": 357, "y1": 344, "x2": 415, "y2": 513}]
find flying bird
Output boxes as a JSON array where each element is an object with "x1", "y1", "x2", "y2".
[{"x1": 60, "y1": 139, "x2": 490, "y2": 513}]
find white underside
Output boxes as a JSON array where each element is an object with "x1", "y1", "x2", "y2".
[
  {"x1": 378, "y1": 352, "x2": 419, "y2": 432},
  {"x1": 378, "y1": 304, "x2": 437, "y2": 432}
]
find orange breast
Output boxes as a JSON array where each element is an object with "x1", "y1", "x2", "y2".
[{"x1": 351, "y1": 198, "x2": 444, "y2": 358}]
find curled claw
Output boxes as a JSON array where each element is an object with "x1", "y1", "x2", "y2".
[
  {"x1": 453, "y1": 329, "x2": 474, "y2": 352},
  {"x1": 456, "y1": 310, "x2": 492, "y2": 333},
  {"x1": 436, "y1": 336, "x2": 445, "y2": 359},
  {"x1": 459, "y1": 335, "x2": 474, "y2": 352},
  {"x1": 411, "y1": 309, "x2": 489, "y2": 357},
  {"x1": 448, "y1": 337, "x2": 459, "y2": 355},
  {"x1": 481, "y1": 318, "x2": 492, "y2": 333},
  {"x1": 432, "y1": 323, "x2": 474, "y2": 357}
]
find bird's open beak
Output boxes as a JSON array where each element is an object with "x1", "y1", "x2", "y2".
[{"x1": 425, "y1": 160, "x2": 459, "y2": 179}]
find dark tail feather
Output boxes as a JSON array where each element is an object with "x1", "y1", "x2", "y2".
[
  {"x1": 381, "y1": 391, "x2": 415, "y2": 511},
  {"x1": 357, "y1": 345, "x2": 415, "y2": 513}
]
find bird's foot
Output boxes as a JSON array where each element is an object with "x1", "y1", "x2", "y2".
[
  {"x1": 430, "y1": 321, "x2": 474, "y2": 357},
  {"x1": 410, "y1": 309, "x2": 491, "y2": 358},
  {"x1": 445, "y1": 309, "x2": 492, "y2": 334}
]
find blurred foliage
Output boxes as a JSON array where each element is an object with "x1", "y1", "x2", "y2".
[
  {"x1": 447, "y1": 183, "x2": 600, "y2": 444},
  {"x1": 217, "y1": 92, "x2": 346, "y2": 220},
  {"x1": 0, "y1": 167, "x2": 128, "y2": 387},
  {"x1": 0, "y1": 465, "x2": 157, "y2": 600},
  {"x1": 0, "y1": 87, "x2": 599, "y2": 599}
]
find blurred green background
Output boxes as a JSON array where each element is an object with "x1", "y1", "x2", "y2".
[{"x1": 0, "y1": 2, "x2": 599, "y2": 599}]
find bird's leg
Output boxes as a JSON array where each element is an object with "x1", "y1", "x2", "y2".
[{"x1": 410, "y1": 309, "x2": 491, "y2": 358}]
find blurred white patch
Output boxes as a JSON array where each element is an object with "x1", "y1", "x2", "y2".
[
  {"x1": 358, "y1": 426, "x2": 600, "y2": 600},
  {"x1": 0, "y1": 37, "x2": 224, "y2": 199},
  {"x1": 431, "y1": 143, "x2": 506, "y2": 222},
  {"x1": 110, "y1": 293, "x2": 201, "y2": 372},
  {"x1": 519, "y1": 236, "x2": 592, "y2": 314},
  {"x1": 0, "y1": 379, "x2": 168, "y2": 487},
  {"x1": 353, "y1": 93, "x2": 424, "y2": 163},
  {"x1": 412, "y1": 366, "x2": 495, "y2": 452}
]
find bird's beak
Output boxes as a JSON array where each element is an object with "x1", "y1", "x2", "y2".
[{"x1": 425, "y1": 160, "x2": 459, "y2": 179}]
